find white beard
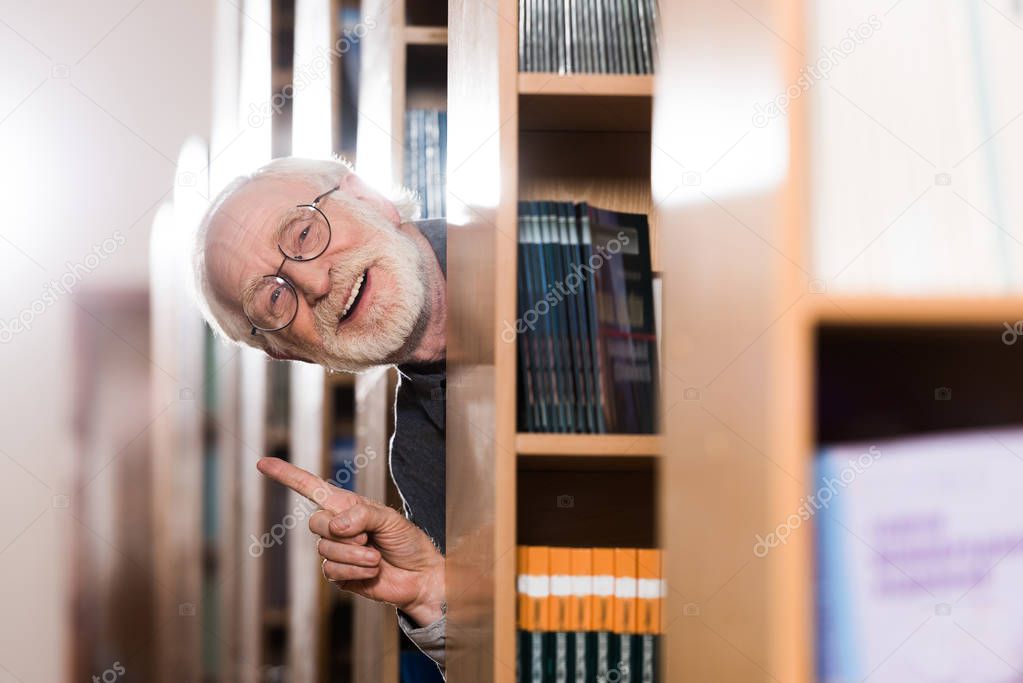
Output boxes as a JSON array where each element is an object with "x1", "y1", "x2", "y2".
[{"x1": 307, "y1": 223, "x2": 429, "y2": 373}]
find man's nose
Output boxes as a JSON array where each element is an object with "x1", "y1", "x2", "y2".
[{"x1": 287, "y1": 261, "x2": 332, "y2": 306}]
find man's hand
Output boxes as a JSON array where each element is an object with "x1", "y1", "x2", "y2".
[{"x1": 256, "y1": 457, "x2": 445, "y2": 627}]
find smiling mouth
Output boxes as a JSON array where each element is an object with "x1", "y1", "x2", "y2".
[{"x1": 338, "y1": 270, "x2": 368, "y2": 324}]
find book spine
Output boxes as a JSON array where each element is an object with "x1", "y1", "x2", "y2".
[
  {"x1": 523, "y1": 203, "x2": 550, "y2": 432},
  {"x1": 527, "y1": 547, "x2": 551, "y2": 683},
  {"x1": 551, "y1": 548, "x2": 572, "y2": 683},
  {"x1": 592, "y1": 548, "x2": 615, "y2": 679},
  {"x1": 637, "y1": 549, "x2": 661, "y2": 683},
  {"x1": 577, "y1": 204, "x2": 607, "y2": 433},
  {"x1": 517, "y1": 208, "x2": 536, "y2": 432},
  {"x1": 613, "y1": 548, "x2": 638, "y2": 683},
  {"x1": 570, "y1": 548, "x2": 593, "y2": 683},
  {"x1": 634, "y1": 0, "x2": 653, "y2": 75},
  {"x1": 620, "y1": 0, "x2": 638, "y2": 75},
  {"x1": 558, "y1": 203, "x2": 587, "y2": 432}
]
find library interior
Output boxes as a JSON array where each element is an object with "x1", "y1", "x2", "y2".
[{"x1": 2, "y1": 1, "x2": 1023, "y2": 682}]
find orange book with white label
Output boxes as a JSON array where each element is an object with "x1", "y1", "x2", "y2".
[
  {"x1": 570, "y1": 548, "x2": 593, "y2": 632},
  {"x1": 526, "y1": 546, "x2": 550, "y2": 632},
  {"x1": 637, "y1": 549, "x2": 661, "y2": 635},
  {"x1": 591, "y1": 548, "x2": 615, "y2": 632},
  {"x1": 613, "y1": 548, "x2": 638, "y2": 634}
]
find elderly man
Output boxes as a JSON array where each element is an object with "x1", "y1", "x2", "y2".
[{"x1": 193, "y1": 157, "x2": 448, "y2": 671}]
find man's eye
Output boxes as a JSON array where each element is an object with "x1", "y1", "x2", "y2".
[
  {"x1": 299, "y1": 225, "x2": 310, "y2": 242},
  {"x1": 270, "y1": 286, "x2": 283, "y2": 305}
]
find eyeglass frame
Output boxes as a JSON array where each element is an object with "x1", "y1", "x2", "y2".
[{"x1": 246, "y1": 184, "x2": 340, "y2": 335}]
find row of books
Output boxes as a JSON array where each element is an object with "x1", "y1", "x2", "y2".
[
  {"x1": 519, "y1": 0, "x2": 660, "y2": 75},
  {"x1": 404, "y1": 108, "x2": 446, "y2": 220},
  {"x1": 517, "y1": 546, "x2": 663, "y2": 683},
  {"x1": 516, "y1": 201, "x2": 658, "y2": 434}
]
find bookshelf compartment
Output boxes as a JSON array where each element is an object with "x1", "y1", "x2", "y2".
[
  {"x1": 520, "y1": 90, "x2": 651, "y2": 133},
  {"x1": 816, "y1": 323, "x2": 1023, "y2": 443},
  {"x1": 406, "y1": 43, "x2": 447, "y2": 110},
  {"x1": 518, "y1": 459, "x2": 657, "y2": 548},
  {"x1": 405, "y1": 0, "x2": 447, "y2": 29}
]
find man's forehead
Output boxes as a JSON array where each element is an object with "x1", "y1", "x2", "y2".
[
  {"x1": 216, "y1": 177, "x2": 306, "y2": 230},
  {"x1": 205, "y1": 178, "x2": 304, "y2": 305}
]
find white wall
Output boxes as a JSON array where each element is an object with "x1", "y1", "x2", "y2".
[{"x1": 0, "y1": 2, "x2": 212, "y2": 680}]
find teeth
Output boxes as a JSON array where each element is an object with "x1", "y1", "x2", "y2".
[{"x1": 341, "y1": 273, "x2": 365, "y2": 318}]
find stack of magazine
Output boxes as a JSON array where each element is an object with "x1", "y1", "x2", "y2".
[
  {"x1": 519, "y1": 0, "x2": 660, "y2": 74},
  {"x1": 404, "y1": 108, "x2": 446, "y2": 219},
  {"x1": 517, "y1": 546, "x2": 663, "y2": 683},
  {"x1": 516, "y1": 201, "x2": 658, "y2": 434}
]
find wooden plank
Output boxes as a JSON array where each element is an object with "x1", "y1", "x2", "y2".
[
  {"x1": 352, "y1": 367, "x2": 400, "y2": 683},
  {"x1": 806, "y1": 294, "x2": 1023, "y2": 326},
  {"x1": 518, "y1": 73, "x2": 654, "y2": 97},
  {"x1": 447, "y1": 0, "x2": 519, "y2": 680},
  {"x1": 237, "y1": 348, "x2": 268, "y2": 683},
  {"x1": 405, "y1": 25, "x2": 448, "y2": 45},
  {"x1": 288, "y1": 361, "x2": 327, "y2": 683},
  {"x1": 655, "y1": 1, "x2": 811, "y2": 681},
  {"x1": 516, "y1": 434, "x2": 661, "y2": 456},
  {"x1": 213, "y1": 341, "x2": 242, "y2": 683}
]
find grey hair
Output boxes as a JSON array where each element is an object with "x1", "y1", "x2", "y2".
[{"x1": 192, "y1": 156, "x2": 420, "y2": 349}]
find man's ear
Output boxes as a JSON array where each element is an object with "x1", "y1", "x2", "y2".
[{"x1": 340, "y1": 172, "x2": 401, "y2": 226}]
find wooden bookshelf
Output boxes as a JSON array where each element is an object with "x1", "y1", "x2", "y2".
[{"x1": 447, "y1": 1, "x2": 662, "y2": 681}]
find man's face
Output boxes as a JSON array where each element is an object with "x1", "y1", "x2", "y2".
[{"x1": 204, "y1": 174, "x2": 429, "y2": 371}]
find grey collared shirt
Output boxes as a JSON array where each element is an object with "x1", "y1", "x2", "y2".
[{"x1": 389, "y1": 218, "x2": 447, "y2": 675}]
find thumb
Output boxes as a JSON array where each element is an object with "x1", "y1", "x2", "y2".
[{"x1": 328, "y1": 502, "x2": 398, "y2": 538}]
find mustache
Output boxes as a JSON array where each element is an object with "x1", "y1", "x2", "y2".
[{"x1": 315, "y1": 254, "x2": 371, "y2": 321}]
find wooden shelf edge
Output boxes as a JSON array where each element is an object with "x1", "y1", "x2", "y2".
[
  {"x1": 516, "y1": 433, "x2": 662, "y2": 456},
  {"x1": 518, "y1": 72, "x2": 654, "y2": 97},
  {"x1": 404, "y1": 25, "x2": 448, "y2": 45},
  {"x1": 805, "y1": 294, "x2": 1023, "y2": 326}
]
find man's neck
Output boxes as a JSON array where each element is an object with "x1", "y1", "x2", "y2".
[{"x1": 399, "y1": 221, "x2": 446, "y2": 366}]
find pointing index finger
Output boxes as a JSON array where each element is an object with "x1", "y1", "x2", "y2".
[{"x1": 256, "y1": 457, "x2": 349, "y2": 513}]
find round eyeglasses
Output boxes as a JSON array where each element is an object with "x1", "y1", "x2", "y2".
[{"x1": 244, "y1": 185, "x2": 339, "y2": 334}]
